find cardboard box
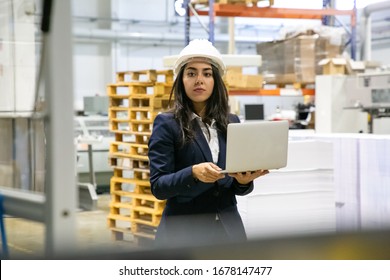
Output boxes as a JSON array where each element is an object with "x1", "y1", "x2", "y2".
[
  {"x1": 263, "y1": 73, "x2": 296, "y2": 84},
  {"x1": 294, "y1": 36, "x2": 317, "y2": 83},
  {"x1": 346, "y1": 60, "x2": 365, "y2": 74},
  {"x1": 257, "y1": 40, "x2": 286, "y2": 74},
  {"x1": 226, "y1": 69, "x2": 263, "y2": 88},
  {"x1": 318, "y1": 58, "x2": 347, "y2": 75},
  {"x1": 239, "y1": 74, "x2": 263, "y2": 88},
  {"x1": 257, "y1": 31, "x2": 344, "y2": 83}
]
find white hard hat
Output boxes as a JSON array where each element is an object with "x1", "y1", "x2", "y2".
[{"x1": 174, "y1": 39, "x2": 226, "y2": 77}]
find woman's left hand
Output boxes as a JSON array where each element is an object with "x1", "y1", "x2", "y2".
[{"x1": 228, "y1": 169, "x2": 269, "y2": 185}]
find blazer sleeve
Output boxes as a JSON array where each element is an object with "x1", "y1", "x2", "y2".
[
  {"x1": 232, "y1": 180, "x2": 254, "y2": 196},
  {"x1": 148, "y1": 114, "x2": 201, "y2": 200}
]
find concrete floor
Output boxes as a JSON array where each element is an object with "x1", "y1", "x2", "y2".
[
  {"x1": 4, "y1": 193, "x2": 390, "y2": 261},
  {"x1": 2, "y1": 194, "x2": 143, "y2": 259}
]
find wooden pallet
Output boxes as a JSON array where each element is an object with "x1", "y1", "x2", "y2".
[
  {"x1": 109, "y1": 120, "x2": 153, "y2": 136},
  {"x1": 132, "y1": 223, "x2": 157, "y2": 247},
  {"x1": 108, "y1": 187, "x2": 161, "y2": 241},
  {"x1": 108, "y1": 190, "x2": 164, "y2": 241},
  {"x1": 132, "y1": 223, "x2": 157, "y2": 240},
  {"x1": 116, "y1": 70, "x2": 157, "y2": 83},
  {"x1": 109, "y1": 152, "x2": 148, "y2": 164},
  {"x1": 107, "y1": 68, "x2": 173, "y2": 244},
  {"x1": 109, "y1": 153, "x2": 149, "y2": 170},
  {"x1": 108, "y1": 94, "x2": 130, "y2": 107},
  {"x1": 132, "y1": 167, "x2": 150, "y2": 181},
  {"x1": 110, "y1": 132, "x2": 150, "y2": 146},
  {"x1": 109, "y1": 123, "x2": 152, "y2": 136},
  {"x1": 116, "y1": 69, "x2": 174, "y2": 84},
  {"x1": 109, "y1": 166, "x2": 150, "y2": 181},
  {"x1": 110, "y1": 141, "x2": 148, "y2": 157},
  {"x1": 131, "y1": 207, "x2": 161, "y2": 227},
  {"x1": 108, "y1": 225, "x2": 133, "y2": 241},
  {"x1": 111, "y1": 184, "x2": 151, "y2": 196},
  {"x1": 107, "y1": 210, "x2": 132, "y2": 241},
  {"x1": 132, "y1": 224, "x2": 157, "y2": 246},
  {"x1": 107, "y1": 82, "x2": 172, "y2": 98},
  {"x1": 110, "y1": 169, "x2": 152, "y2": 194},
  {"x1": 110, "y1": 176, "x2": 150, "y2": 190},
  {"x1": 129, "y1": 94, "x2": 172, "y2": 111},
  {"x1": 129, "y1": 193, "x2": 165, "y2": 209},
  {"x1": 153, "y1": 82, "x2": 173, "y2": 96},
  {"x1": 129, "y1": 109, "x2": 159, "y2": 122},
  {"x1": 108, "y1": 107, "x2": 157, "y2": 122},
  {"x1": 263, "y1": 82, "x2": 315, "y2": 90},
  {"x1": 107, "y1": 82, "x2": 155, "y2": 96},
  {"x1": 109, "y1": 110, "x2": 159, "y2": 132}
]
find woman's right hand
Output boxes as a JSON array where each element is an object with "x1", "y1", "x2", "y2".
[{"x1": 192, "y1": 162, "x2": 225, "y2": 183}]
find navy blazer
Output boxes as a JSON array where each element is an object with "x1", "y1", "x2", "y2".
[{"x1": 148, "y1": 112, "x2": 253, "y2": 248}]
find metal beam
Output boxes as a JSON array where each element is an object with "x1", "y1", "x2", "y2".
[
  {"x1": 194, "y1": 4, "x2": 355, "y2": 19},
  {"x1": 43, "y1": 0, "x2": 77, "y2": 258},
  {"x1": 0, "y1": 187, "x2": 45, "y2": 222},
  {"x1": 208, "y1": 0, "x2": 215, "y2": 44}
]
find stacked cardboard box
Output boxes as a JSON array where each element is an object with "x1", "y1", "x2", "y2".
[
  {"x1": 318, "y1": 57, "x2": 366, "y2": 75},
  {"x1": 106, "y1": 69, "x2": 173, "y2": 245},
  {"x1": 257, "y1": 31, "x2": 343, "y2": 84},
  {"x1": 225, "y1": 66, "x2": 263, "y2": 89}
]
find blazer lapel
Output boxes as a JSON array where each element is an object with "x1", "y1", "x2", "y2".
[{"x1": 193, "y1": 120, "x2": 214, "y2": 163}]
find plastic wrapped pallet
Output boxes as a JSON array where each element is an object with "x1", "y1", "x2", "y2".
[{"x1": 257, "y1": 26, "x2": 345, "y2": 84}]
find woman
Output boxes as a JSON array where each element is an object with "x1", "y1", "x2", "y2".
[{"x1": 148, "y1": 39, "x2": 269, "y2": 248}]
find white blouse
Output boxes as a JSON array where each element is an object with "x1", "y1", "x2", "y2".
[{"x1": 192, "y1": 114, "x2": 219, "y2": 164}]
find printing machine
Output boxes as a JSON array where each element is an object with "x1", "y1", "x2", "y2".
[
  {"x1": 315, "y1": 72, "x2": 390, "y2": 134},
  {"x1": 75, "y1": 115, "x2": 114, "y2": 193},
  {"x1": 344, "y1": 72, "x2": 390, "y2": 134}
]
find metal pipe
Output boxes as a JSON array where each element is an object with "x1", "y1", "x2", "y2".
[
  {"x1": 72, "y1": 28, "x2": 265, "y2": 45},
  {"x1": 228, "y1": 17, "x2": 235, "y2": 54},
  {"x1": 208, "y1": 0, "x2": 215, "y2": 44},
  {"x1": 0, "y1": 187, "x2": 45, "y2": 222},
  {"x1": 364, "y1": 15, "x2": 372, "y2": 61}
]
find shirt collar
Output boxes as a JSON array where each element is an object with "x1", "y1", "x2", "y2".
[
  {"x1": 191, "y1": 112, "x2": 216, "y2": 127},
  {"x1": 191, "y1": 112, "x2": 200, "y2": 121}
]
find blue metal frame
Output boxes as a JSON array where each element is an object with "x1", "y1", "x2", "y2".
[{"x1": 208, "y1": 0, "x2": 215, "y2": 43}]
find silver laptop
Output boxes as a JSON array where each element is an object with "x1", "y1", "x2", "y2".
[{"x1": 220, "y1": 120, "x2": 289, "y2": 173}]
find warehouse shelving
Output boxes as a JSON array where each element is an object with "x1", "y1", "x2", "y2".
[
  {"x1": 186, "y1": 1, "x2": 357, "y2": 58},
  {"x1": 185, "y1": 0, "x2": 357, "y2": 97},
  {"x1": 229, "y1": 87, "x2": 315, "y2": 96},
  {"x1": 192, "y1": 3, "x2": 356, "y2": 19}
]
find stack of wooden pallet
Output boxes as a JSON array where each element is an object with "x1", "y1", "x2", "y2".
[{"x1": 106, "y1": 69, "x2": 173, "y2": 245}]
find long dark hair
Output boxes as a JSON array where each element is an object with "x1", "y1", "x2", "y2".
[{"x1": 168, "y1": 64, "x2": 230, "y2": 146}]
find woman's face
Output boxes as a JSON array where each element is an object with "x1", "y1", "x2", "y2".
[{"x1": 182, "y1": 61, "x2": 215, "y2": 108}]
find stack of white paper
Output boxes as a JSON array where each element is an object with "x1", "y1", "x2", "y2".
[
  {"x1": 237, "y1": 139, "x2": 336, "y2": 240},
  {"x1": 237, "y1": 132, "x2": 390, "y2": 239},
  {"x1": 359, "y1": 136, "x2": 390, "y2": 230}
]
